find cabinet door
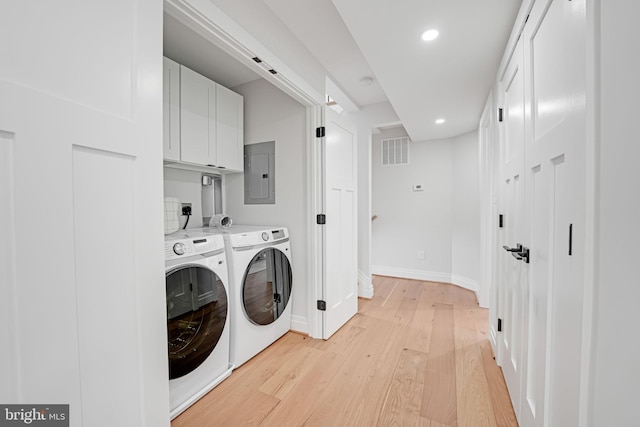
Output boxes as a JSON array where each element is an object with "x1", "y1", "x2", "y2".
[
  {"x1": 180, "y1": 65, "x2": 217, "y2": 166},
  {"x1": 163, "y1": 57, "x2": 181, "y2": 161},
  {"x1": 216, "y1": 84, "x2": 243, "y2": 171}
]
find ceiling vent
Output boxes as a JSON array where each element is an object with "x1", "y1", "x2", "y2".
[{"x1": 381, "y1": 137, "x2": 410, "y2": 166}]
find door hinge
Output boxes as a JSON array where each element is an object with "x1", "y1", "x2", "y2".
[
  {"x1": 316, "y1": 126, "x2": 326, "y2": 138},
  {"x1": 317, "y1": 300, "x2": 326, "y2": 311},
  {"x1": 498, "y1": 108, "x2": 504, "y2": 122},
  {"x1": 499, "y1": 214, "x2": 504, "y2": 228},
  {"x1": 316, "y1": 214, "x2": 326, "y2": 225},
  {"x1": 498, "y1": 318, "x2": 503, "y2": 332}
]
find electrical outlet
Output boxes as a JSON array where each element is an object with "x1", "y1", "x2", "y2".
[
  {"x1": 181, "y1": 203, "x2": 192, "y2": 216},
  {"x1": 418, "y1": 251, "x2": 425, "y2": 260}
]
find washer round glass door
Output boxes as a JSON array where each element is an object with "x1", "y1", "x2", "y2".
[
  {"x1": 242, "y1": 248, "x2": 292, "y2": 325},
  {"x1": 166, "y1": 265, "x2": 227, "y2": 379}
]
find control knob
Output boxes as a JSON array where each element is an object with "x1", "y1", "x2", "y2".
[
  {"x1": 261, "y1": 232, "x2": 269, "y2": 241},
  {"x1": 173, "y1": 242, "x2": 187, "y2": 255}
]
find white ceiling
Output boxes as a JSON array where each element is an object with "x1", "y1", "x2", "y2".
[
  {"x1": 262, "y1": 0, "x2": 388, "y2": 107},
  {"x1": 164, "y1": 1, "x2": 522, "y2": 142},
  {"x1": 266, "y1": 0, "x2": 522, "y2": 141}
]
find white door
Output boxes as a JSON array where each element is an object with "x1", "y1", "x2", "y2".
[
  {"x1": 180, "y1": 65, "x2": 217, "y2": 166},
  {"x1": 163, "y1": 57, "x2": 181, "y2": 161},
  {"x1": 216, "y1": 83, "x2": 244, "y2": 171},
  {"x1": 0, "y1": 2, "x2": 169, "y2": 427},
  {"x1": 480, "y1": 98, "x2": 501, "y2": 347},
  {"x1": 322, "y1": 107, "x2": 358, "y2": 339},
  {"x1": 519, "y1": 0, "x2": 586, "y2": 426},
  {"x1": 497, "y1": 35, "x2": 527, "y2": 419}
]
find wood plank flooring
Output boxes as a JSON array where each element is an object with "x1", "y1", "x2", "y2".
[{"x1": 172, "y1": 275, "x2": 518, "y2": 427}]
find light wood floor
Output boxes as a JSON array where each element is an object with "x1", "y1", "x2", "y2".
[{"x1": 172, "y1": 275, "x2": 518, "y2": 427}]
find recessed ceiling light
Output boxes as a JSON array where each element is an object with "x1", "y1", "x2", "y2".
[
  {"x1": 421, "y1": 29, "x2": 439, "y2": 42},
  {"x1": 435, "y1": 118, "x2": 445, "y2": 124}
]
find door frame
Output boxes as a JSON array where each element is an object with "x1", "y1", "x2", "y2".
[
  {"x1": 164, "y1": 0, "x2": 327, "y2": 338},
  {"x1": 479, "y1": 90, "x2": 501, "y2": 356}
]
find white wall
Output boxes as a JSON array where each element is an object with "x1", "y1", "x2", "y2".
[
  {"x1": 372, "y1": 128, "x2": 454, "y2": 282},
  {"x1": 371, "y1": 128, "x2": 480, "y2": 293},
  {"x1": 342, "y1": 102, "x2": 400, "y2": 297},
  {"x1": 451, "y1": 131, "x2": 481, "y2": 291},
  {"x1": 590, "y1": 1, "x2": 640, "y2": 425},
  {"x1": 225, "y1": 78, "x2": 309, "y2": 333},
  {"x1": 163, "y1": 167, "x2": 211, "y2": 230}
]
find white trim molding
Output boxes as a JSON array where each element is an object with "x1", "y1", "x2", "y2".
[
  {"x1": 372, "y1": 266, "x2": 479, "y2": 296},
  {"x1": 290, "y1": 315, "x2": 309, "y2": 335},
  {"x1": 164, "y1": 0, "x2": 324, "y2": 107},
  {"x1": 450, "y1": 274, "x2": 480, "y2": 296},
  {"x1": 357, "y1": 269, "x2": 374, "y2": 299},
  {"x1": 372, "y1": 266, "x2": 451, "y2": 284}
]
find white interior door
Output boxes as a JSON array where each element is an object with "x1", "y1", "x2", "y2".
[
  {"x1": 520, "y1": 0, "x2": 586, "y2": 426},
  {"x1": 481, "y1": 99, "x2": 503, "y2": 356},
  {"x1": 322, "y1": 107, "x2": 358, "y2": 339},
  {"x1": 498, "y1": 35, "x2": 527, "y2": 420},
  {"x1": 0, "y1": 2, "x2": 169, "y2": 426}
]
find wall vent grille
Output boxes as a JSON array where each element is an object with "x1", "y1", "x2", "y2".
[{"x1": 382, "y1": 137, "x2": 410, "y2": 166}]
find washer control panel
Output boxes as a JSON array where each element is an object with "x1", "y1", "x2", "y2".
[
  {"x1": 172, "y1": 242, "x2": 187, "y2": 255},
  {"x1": 164, "y1": 233, "x2": 224, "y2": 261}
]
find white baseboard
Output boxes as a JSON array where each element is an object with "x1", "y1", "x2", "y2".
[
  {"x1": 358, "y1": 269, "x2": 374, "y2": 299},
  {"x1": 290, "y1": 315, "x2": 308, "y2": 335},
  {"x1": 450, "y1": 274, "x2": 479, "y2": 293},
  {"x1": 476, "y1": 289, "x2": 489, "y2": 309},
  {"x1": 372, "y1": 267, "x2": 479, "y2": 295},
  {"x1": 372, "y1": 265, "x2": 452, "y2": 283}
]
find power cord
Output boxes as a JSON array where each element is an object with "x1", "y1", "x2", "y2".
[{"x1": 182, "y1": 206, "x2": 192, "y2": 229}]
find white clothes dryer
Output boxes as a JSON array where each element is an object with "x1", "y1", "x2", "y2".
[
  {"x1": 216, "y1": 225, "x2": 293, "y2": 369},
  {"x1": 164, "y1": 231, "x2": 232, "y2": 419}
]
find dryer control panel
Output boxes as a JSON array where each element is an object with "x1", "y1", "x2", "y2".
[{"x1": 229, "y1": 227, "x2": 289, "y2": 249}]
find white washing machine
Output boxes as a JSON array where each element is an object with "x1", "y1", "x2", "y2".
[
  {"x1": 164, "y1": 231, "x2": 232, "y2": 419},
  {"x1": 216, "y1": 225, "x2": 293, "y2": 369}
]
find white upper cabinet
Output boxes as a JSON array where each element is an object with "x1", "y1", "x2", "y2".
[
  {"x1": 163, "y1": 57, "x2": 181, "y2": 162},
  {"x1": 162, "y1": 58, "x2": 244, "y2": 172},
  {"x1": 180, "y1": 65, "x2": 217, "y2": 167},
  {"x1": 216, "y1": 84, "x2": 244, "y2": 172}
]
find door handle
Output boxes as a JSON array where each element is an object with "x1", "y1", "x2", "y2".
[
  {"x1": 503, "y1": 244, "x2": 522, "y2": 253},
  {"x1": 517, "y1": 247, "x2": 530, "y2": 264},
  {"x1": 503, "y1": 244, "x2": 529, "y2": 263}
]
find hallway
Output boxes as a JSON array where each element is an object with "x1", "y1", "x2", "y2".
[{"x1": 172, "y1": 276, "x2": 517, "y2": 426}]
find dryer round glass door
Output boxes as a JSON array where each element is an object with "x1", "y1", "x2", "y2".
[
  {"x1": 166, "y1": 265, "x2": 228, "y2": 379},
  {"x1": 242, "y1": 248, "x2": 292, "y2": 326}
]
